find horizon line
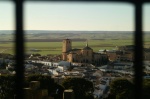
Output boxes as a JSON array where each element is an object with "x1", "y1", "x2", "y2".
[{"x1": 1, "y1": 30, "x2": 150, "y2": 32}]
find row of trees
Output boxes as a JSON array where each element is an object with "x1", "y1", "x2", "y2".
[
  {"x1": 0, "y1": 75, "x2": 94, "y2": 99},
  {"x1": 0, "y1": 75, "x2": 150, "y2": 99}
]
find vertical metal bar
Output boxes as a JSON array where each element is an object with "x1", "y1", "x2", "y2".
[
  {"x1": 14, "y1": 0, "x2": 24, "y2": 98},
  {"x1": 134, "y1": 1, "x2": 143, "y2": 99}
]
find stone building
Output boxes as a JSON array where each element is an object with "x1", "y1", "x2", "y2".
[
  {"x1": 24, "y1": 81, "x2": 53, "y2": 99},
  {"x1": 107, "y1": 45, "x2": 134, "y2": 62},
  {"x1": 62, "y1": 39, "x2": 108, "y2": 66},
  {"x1": 24, "y1": 81, "x2": 74, "y2": 99}
]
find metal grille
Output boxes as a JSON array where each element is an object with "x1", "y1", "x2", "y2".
[{"x1": 1, "y1": 0, "x2": 150, "y2": 98}]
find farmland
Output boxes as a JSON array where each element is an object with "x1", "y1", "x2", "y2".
[
  {"x1": 0, "y1": 39, "x2": 134, "y2": 55},
  {"x1": 0, "y1": 30, "x2": 150, "y2": 55}
]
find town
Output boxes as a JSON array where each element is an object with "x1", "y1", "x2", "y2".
[{"x1": 0, "y1": 39, "x2": 150, "y2": 99}]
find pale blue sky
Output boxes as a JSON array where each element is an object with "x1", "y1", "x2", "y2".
[{"x1": 0, "y1": 1, "x2": 150, "y2": 31}]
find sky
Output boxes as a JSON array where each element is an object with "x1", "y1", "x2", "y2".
[{"x1": 0, "y1": 1, "x2": 150, "y2": 31}]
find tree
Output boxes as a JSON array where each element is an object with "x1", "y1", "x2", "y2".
[
  {"x1": 0, "y1": 75, "x2": 16, "y2": 99},
  {"x1": 85, "y1": 93, "x2": 94, "y2": 99},
  {"x1": 116, "y1": 89, "x2": 134, "y2": 99},
  {"x1": 105, "y1": 93, "x2": 116, "y2": 99},
  {"x1": 0, "y1": 60, "x2": 7, "y2": 69},
  {"x1": 143, "y1": 79, "x2": 150, "y2": 99},
  {"x1": 62, "y1": 78, "x2": 94, "y2": 99},
  {"x1": 110, "y1": 78, "x2": 134, "y2": 99}
]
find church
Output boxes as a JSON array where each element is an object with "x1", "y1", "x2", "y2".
[{"x1": 62, "y1": 39, "x2": 108, "y2": 65}]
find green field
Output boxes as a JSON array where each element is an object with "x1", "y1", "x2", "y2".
[
  {"x1": 0, "y1": 39, "x2": 135, "y2": 55},
  {"x1": 1, "y1": 39, "x2": 150, "y2": 55},
  {"x1": 0, "y1": 31, "x2": 150, "y2": 55}
]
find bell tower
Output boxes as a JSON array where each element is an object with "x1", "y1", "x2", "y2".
[
  {"x1": 62, "y1": 39, "x2": 72, "y2": 60},
  {"x1": 62, "y1": 39, "x2": 72, "y2": 53}
]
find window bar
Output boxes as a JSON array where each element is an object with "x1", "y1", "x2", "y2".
[
  {"x1": 14, "y1": 0, "x2": 24, "y2": 98},
  {"x1": 134, "y1": 1, "x2": 143, "y2": 99}
]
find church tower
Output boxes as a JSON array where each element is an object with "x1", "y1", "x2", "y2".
[
  {"x1": 62, "y1": 39, "x2": 72, "y2": 52},
  {"x1": 62, "y1": 39, "x2": 72, "y2": 60}
]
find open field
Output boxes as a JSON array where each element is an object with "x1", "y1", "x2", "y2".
[
  {"x1": 1, "y1": 40, "x2": 150, "y2": 55},
  {"x1": 0, "y1": 31, "x2": 150, "y2": 55},
  {"x1": 0, "y1": 39, "x2": 134, "y2": 55},
  {"x1": 25, "y1": 39, "x2": 134, "y2": 55}
]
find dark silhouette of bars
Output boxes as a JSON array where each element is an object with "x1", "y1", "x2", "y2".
[{"x1": 0, "y1": 0, "x2": 149, "y2": 98}]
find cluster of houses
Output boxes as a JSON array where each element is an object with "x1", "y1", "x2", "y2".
[
  {"x1": 0, "y1": 44, "x2": 150, "y2": 98},
  {"x1": 0, "y1": 55, "x2": 134, "y2": 99}
]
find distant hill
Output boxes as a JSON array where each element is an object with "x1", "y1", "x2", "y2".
[
  {"x1": 0, "y1": 30, "x2": 150, "y2": 42},
  {"x1": 0, "y1": 30, "x2": 135, "y2": 34},
  {"x1": 0, "y1": 30, "x2": 15, "y2": 34},
  {"x1": 0, "y1": 30, "x2": 150, "y2": 34},
  {"x1": 24, "y1": 30, "x2": 135, "y2": 34}
]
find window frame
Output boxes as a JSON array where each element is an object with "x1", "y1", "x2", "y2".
[{"x1": 1, "y1": 0, "x2": 149, "y2": 98}]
